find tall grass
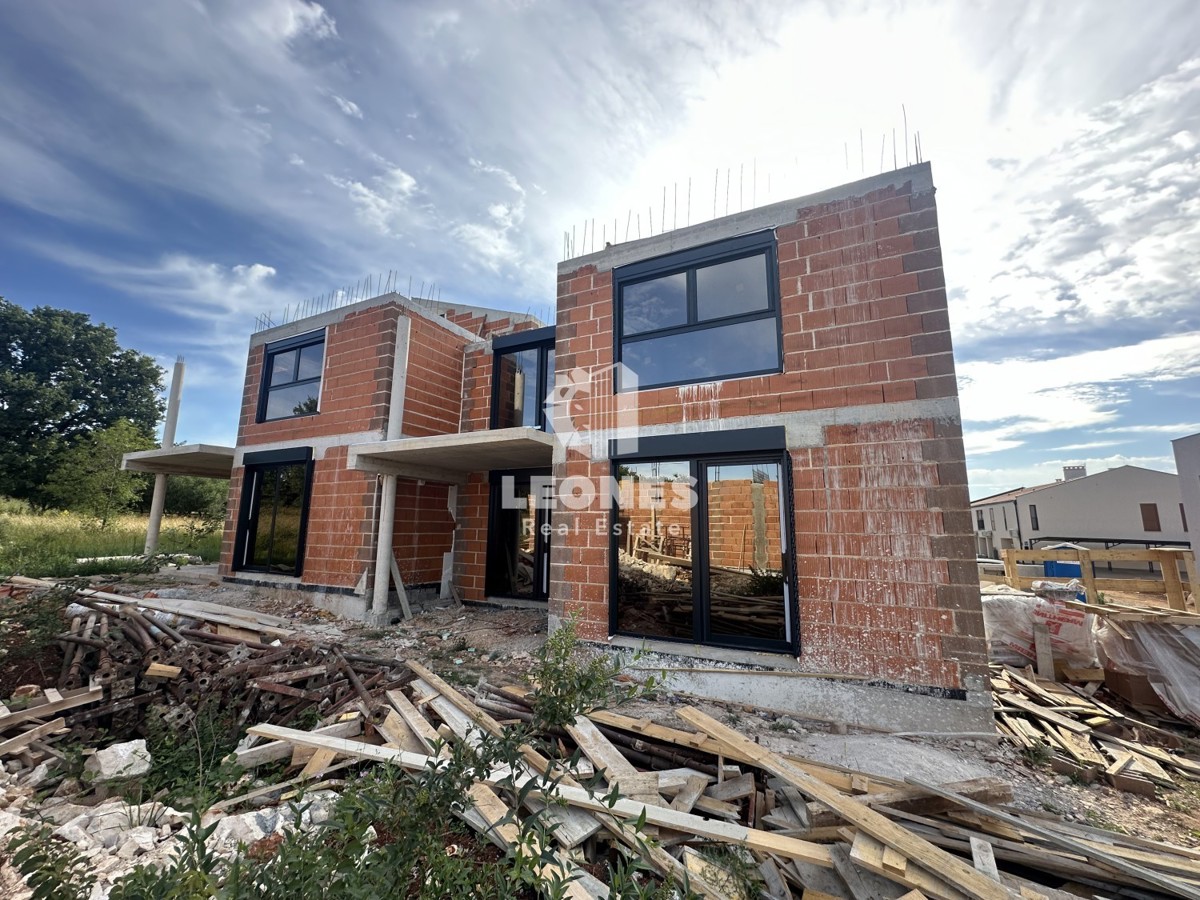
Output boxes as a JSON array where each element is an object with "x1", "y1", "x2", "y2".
[{"x1": 0, "y1": 508, "x2": 223, "y2": 578}]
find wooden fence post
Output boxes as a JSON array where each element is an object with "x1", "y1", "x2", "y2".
[
  {"x1": 1078, "y1": 548, "x2": 1097, "y2": 605},
  {"x1": 1002, "y1": 548, "x2": 1018, "y2": 588}
]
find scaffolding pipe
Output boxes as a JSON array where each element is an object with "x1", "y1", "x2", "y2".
[{"x1": 144, "y1": 357, "x2": 185, "y2": 555}]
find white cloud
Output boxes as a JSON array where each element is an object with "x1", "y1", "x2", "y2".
[
  {"x1": 1097, "y1": 422, "x2": 1200, "y2": 435},
  {"x1": 332, "y1": 95, "x2": 363, "y2": 119},
  {"x1": 1047, "y1": 440, "x2": 1131, "y2": 452},
  {"x1": 958, "y1": 332, "x2": 1200, "y2": 454},
  {"x1": 326, "y1": 166, "x2": 419, "y2": 235}
]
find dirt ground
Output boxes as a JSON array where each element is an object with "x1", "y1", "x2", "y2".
[{"x1": 98, "y1": 566, "x2": 1200, "y2": 849}]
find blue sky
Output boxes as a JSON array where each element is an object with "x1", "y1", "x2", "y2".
[{"x1": 2, "y1": 0, "x2": 1199, "y2": 499}]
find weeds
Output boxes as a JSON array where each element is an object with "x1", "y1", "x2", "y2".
[
  {"x1": 141, "y1": 702, "x2": 244, "y2": 807},
  {"x1": 529, "y1": 614, "x2": 664, "y2": 730},
  {"x1": 6, "y1": 823, "x2": 96, "y2": 900},
  {"x1": 0, "y1": 509, "x2": 221, "y2": 578}
]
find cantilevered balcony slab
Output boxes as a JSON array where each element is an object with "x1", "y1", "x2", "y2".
[
  {"x1": 347, "y1": 427, "x2": 555, "y2": 484},
  {"x1": 122, "y1": 444, "x2": 235, "y2": 478}
]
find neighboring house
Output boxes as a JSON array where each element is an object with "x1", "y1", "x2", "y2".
[
  {"x1": 1173, "y1": 432, "x2": 1200, "y2": 546},
  {"x1": 971, "y1": 464, "x2": 1188, "y2": 558},
  {"x1": 126, "y1": 162, "x2": 992, "y2": 732}
]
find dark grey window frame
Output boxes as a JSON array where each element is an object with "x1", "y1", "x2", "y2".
[
  {"x1": 233, "y1": 447, "x2": 314, "y2": 577},
  {"x1": 1029, "y1": 504, "x2": 1040, "y2": 531},
  {"x1": 490, "y1": 326, "x2": 556, "y2": 431},
  {"x1": 975, "y1": 510, "x2": 985, "y2": 531},
  {"x1": 256, "y1": 329, "x2": 325, "y2": 423},
  {"x1": 612, "y1": 230, "x2": 783, "y2": 391},
  {"x1": 608, "y1": 427, "x2": 798, "y2": 655}
]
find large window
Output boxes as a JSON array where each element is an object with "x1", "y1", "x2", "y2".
[
  {"x1": 610, "y1": 429, "x2": 795, "y2": 653},
  {"x1": 257, "y1": 330, "x2": 325, "y2": 423},
  {"x1": 614, "y1": 231, "x2": 782, "y2": 391},
  {"x1": 234, "y1": 448, "x2": 313, "y2": 576},
  {"x1": 491, "y1": 326, "x2": 555, "y2": 431},
  {"x1": 1029, "y1": 504, "x2": 1040, "y2": 531}
]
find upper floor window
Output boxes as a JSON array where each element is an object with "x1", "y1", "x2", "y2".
[
  {"x1": 257, "y1": 330, "x2": 324, "y2": 422},
  {"x1": 1029, "y1": 504, "x2": 1040, "y2": 531},
  {"x1": 976, "y1": 510, "x2": 984, "y2": 531},
  {"x1": 491, "y1": 326, "x2": 555, "y2": 432},
  {"x1": 614, "y1": 231, "x2": 782, "y2": 391}
]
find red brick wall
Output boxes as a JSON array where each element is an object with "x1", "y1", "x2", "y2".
[
  {"x1": 401, "y1": 314, "x2": 468, "y2": 437},
  {"x1": 550, "y1": 170, "x2": 985, "y2": 691},
  {"x1": 392, "y1": 479, "x2": 454, "y2": 586}
]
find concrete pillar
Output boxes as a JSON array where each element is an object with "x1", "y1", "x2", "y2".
[
  {"x1": 144, "y1": 357, "x2": 185, "y2": 556},
  {"x1": 372, "y1": 473, "x2": 397, "y2": 619}
]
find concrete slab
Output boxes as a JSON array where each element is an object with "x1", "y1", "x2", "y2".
[
  {"x1": 122, "y1": 444, "x2": 235, "y2": 478},
  {"x1": 347, "y1": 427, "x2": 554, "y2": 483}
]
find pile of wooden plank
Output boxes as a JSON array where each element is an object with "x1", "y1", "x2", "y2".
[
  {"x1": 991, "y1": 662, "x2": 1200, "y2": 796},
  {"x1": 0, "y1": 577, "x2": 412, "y2": 779},
  {"x1": 243, "y1": 668, "x2": 1200, "y2": 900}
]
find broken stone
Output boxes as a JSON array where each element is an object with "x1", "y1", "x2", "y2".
[
  {"x1": 116, "y1": 826, "x2": 159, "y2": 859},
  {"x1": 21, "y1": 759, "x2": 59, "y2": 789},
  {"x1": 84, "y1": 739, "x2": 152, "y2": 782}
]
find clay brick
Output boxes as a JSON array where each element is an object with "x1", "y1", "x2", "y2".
[
  {"x1": 903, "y1": 247, "x2": 943, "y2": 273},
  {"x1": 915, "y1": 375, "x2": 959, "y2": 400}
]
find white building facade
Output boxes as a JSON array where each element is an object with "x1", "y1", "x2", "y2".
[
  {"x1": 1173, "y1": 433, "x2": 1200, "y2": 549},
  {"x1": 972, "y1": 465, "x2": 1187, "y2": 558}
]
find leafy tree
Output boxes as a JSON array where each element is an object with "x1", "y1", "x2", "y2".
[
  {"x1": 161, "y1": 474, "x2": 230, "y2": 519},
  {"x1": 43, "y1": 421, "x2": 155, "y2": 526},
  {"x1": 0, "y1": 299, "x2": 164, "y2": 507}
]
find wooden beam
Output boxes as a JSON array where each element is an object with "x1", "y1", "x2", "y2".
[
  {"x1": 0, "y1": 718, "x2": 67, "y2": 756},
  {"x1": 905, "y1": 777, "x2": 1200, "y2": 900},
  {"x1": 0, "y1": 685, "x2": 103, "y2": 728},
  {"x1": 677, "y1": 708, "x2": 1012, "y2": 900},
  {"x1": 1156, "y1": 550, "x2": 1187, "y2": 611}
]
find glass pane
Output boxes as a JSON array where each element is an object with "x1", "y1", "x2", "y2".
[
  {"x1": 489, "y1": 482, "x2": 537, "y2": 598},
  {"x1": 268, "y1": 464, "x2": 306, "y2": 575},
  {"x1": 494, "y1": 348, "x2": 540, "y2": 428},
  {"x1": 621, "y1": 316, "x2": 779, "y2": 388},
  {"x1": 296, "y1": 342, "x2": 324, "y2": 380},
  {"x1": 621, "y1": 272, "x2": 687, "y2": 336},
  {"x1": 270, "y1": 350, "x2": 297, "y2": 385},
  {"x1": 705, "y1": 462, "x2": 787, "y2": 644},
  {"x1": 265, "y1": 382, "x2": 320, "y2": 419},
  {"x1": 542, "y1": 348, "x2": 555, "y2": 434},
  {"x1": 250, "y1": 472, "x2": 273, "y2": 569},
  {"x1": 696, "y1": 253, "x2": 769, "y2": 321},
  {"x1": 614, "y1": 459, "x2": 695, "y2": 639}
]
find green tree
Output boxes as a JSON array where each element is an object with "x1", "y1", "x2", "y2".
[
  {"x1": 43, "y1": 421, "x2": 155, "y2": 526},
  {"x1": 0, "y1": 299, "x2": 164, "y2": 507},
  {"x1": 161, "y1": 475, "x2": 230, "y2": 519}
]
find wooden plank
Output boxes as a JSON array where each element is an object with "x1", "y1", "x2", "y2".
[
  {"x1": 233, "y1": 718, "x2": 362, "y2": 768},
  {"x1": 466, "y1": 783, "x2": 598, "y2": 900},
  {"x1": 0, "y1": 718, "x2": 67, "y2": 756},
  {"x1": 299, "y1": 747, "x2": 337, "y2": 778},
  {"x1": 0, "y1": 685, "x2": 103, "y2": 728},
  {"x1": 806, "y1": 778, "x2": 1013, "y2": 829},
  {"x1": 1032, "y1": 625, "x2": 1055, "y2": 681},
  {"x1": 587, "y1": 709, "x2": 901, "y2": 791},
  {"x1": 707, "y1": 771, "x2": 756, "y2": 802},
  {"x1": 1078, "y1": 549, "x2": 1098, "y2": 605},
  {"x1": 970, "y1": 838, "x2": 1000, "y2": 881},
  {"x1": 904, "y1": 777, "x2": 1200, "y2": 900},
  {"x1": 385, "y1": 689, "x2": 440, "y2": 755},
  {"x1": 849, "y1": 832, "x2": 966, "y2": 900},
  {"x1": 998, "y1": 695, "x2": 1090, "y2": 735},
  {"x1": 378, "y1": 709, "x2": 426, "y2": 755},
  {"x1": 144, "y1": 663, "x2": 182, "y2": 679},
  {"x1": 829, "y1": 844, "x2": 889, "y2": 900},
  {"x1": 1157, "y1": 549, "x2": 1188, "y2": 611},
  {"x1": 216, "y1": 623, "x2": 263, "y2": 643},
  {"x1": 669, "y1": 774, "x2": 710, "y2": 813},
  {"x1": 677, "y1": 708, "x2": 1012, "y2": 900},
  {"x1": 210, "y1": 759, "x2": 361, "y2": 811},
  {"x1": 566, "y1": 715, "x2": 663, "y2": 805}
]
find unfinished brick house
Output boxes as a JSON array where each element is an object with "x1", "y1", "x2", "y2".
[{"x1": 126, "y1": 162, "x2": 989, "y2": 731}]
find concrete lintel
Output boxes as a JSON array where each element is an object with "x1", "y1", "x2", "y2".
[
  {"x1": 353, "y1": 458, "x2": 469, "y2": 485},
  {"x1": 561, "y1": 163, "x2": 934, "y2": 276}
]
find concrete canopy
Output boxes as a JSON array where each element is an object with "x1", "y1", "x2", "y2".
[
  {"x1": 347, "y1": 427, "x2": 555, "y2": 484},
  {"x1": 121, "y1": 445, "x2": 235, "y2": 478}
]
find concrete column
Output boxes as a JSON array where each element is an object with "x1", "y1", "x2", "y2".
[
  {"x1": 372, "y1": 473, "x2": 397, "y2": 619},
  {"x1": 144, "y1": 357, "x2": 185, "y2": 556}
]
